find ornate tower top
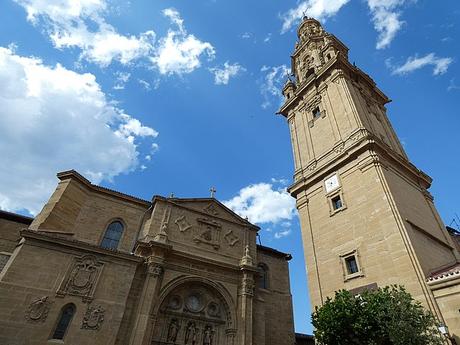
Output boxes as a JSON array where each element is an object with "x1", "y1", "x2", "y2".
[
  {"x1": 288, "y1": 17, "x2": 349, "y2": 87},
  {"x1": 297, "y1": 17, "x2": 324, "y2": 41}
]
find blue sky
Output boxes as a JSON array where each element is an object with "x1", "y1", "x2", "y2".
[{"x1": 0, "y1": 0, "x2": 459, "y2": 335}]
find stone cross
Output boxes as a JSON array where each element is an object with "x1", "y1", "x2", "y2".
[{"x1": 210, "y1": 187, "x2": 216, "y2": 198}]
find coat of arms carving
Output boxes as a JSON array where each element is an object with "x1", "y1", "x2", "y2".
[
  {"x1": 194, "y1": 218, "x2": 221, "y2": 250},
  {"x1": 82, "y1": 304, "x2": 105, "y2": 330},
  {"x1": 25, "y1": 296, "x2": 52, "y2": 322},
  {"x1": 57, "y1": 255, "x2": 103, "y2": 303}
]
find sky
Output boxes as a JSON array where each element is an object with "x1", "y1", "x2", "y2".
[{"x1": 0, "y1": 0, "x2": 459, "y2": 335}]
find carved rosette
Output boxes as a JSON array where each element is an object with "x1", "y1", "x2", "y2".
[
  {"x1": 25, "y1": 296, "x2": 52, "y2": 322},
  {"x1": 82, "y1": 304, "x2": 105, "y2": 330},
  {"x1": 56, "y1": 255, "x2": 103, "y2": 303}
]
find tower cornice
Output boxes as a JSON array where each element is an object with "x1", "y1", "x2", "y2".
[
  {"x1": 278, "y1": 54, "x2": 390, "y2": 117},
  {"x1": 287, "y1": 132, "x2": 432, "y2": 198}
]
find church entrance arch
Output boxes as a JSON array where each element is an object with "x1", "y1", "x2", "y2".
[{"x1": 150, "y1": 280, "x2": 235, "y2": 345}]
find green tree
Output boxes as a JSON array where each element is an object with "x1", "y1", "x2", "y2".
[{"x1": 312, "y1": 285, "x2": 444, "y2": 345}]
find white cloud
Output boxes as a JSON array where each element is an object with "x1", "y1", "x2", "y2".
[
  {"x1": 15, "y1": 2, "x2": 215, "y2": 74},
  {"x1": 264, "y1": 33, "x2": 272, "y2": 43},
  {"x1": 270, "y1": 177, "x2": 289, "y2": 185},
  {"x1": 367, "y1": 0, "x2": 407, "y2": 49},
  {"x1": 241, "y1": 32, "x2": 252, "y2": 39},
  {"x1": 448, "y1": 79, "x2": 460, "y2": 92},
  {"x1": 209, "y1": 62, "x2": 245, "y2": 85},
  {"x1": 0, "y1": 46, "x2": 158, "y2": 215},
  {"x1": 280, "y1": 0, "x2": 412, "y2": 49},
  {"x1": 260, "y1": 65, "x2": 290, "y2": 109},
  {"x1": 113, "y1": 71, "x2": 130, "y2": 90},
  {"x1": 15, "y1": 0, "x2": 155, "y2": 66},
  {"x1": 223, "y1": 182, "x2": 296, "y2": 225},
  {"x1": 138, "y1": 79, "x2": 151, "y2": 90},
  {"x1": 152, "y1": 8, "x2": 215, "y2": 75},
  {"x1": 280, "y1": 0, "x2": 350, "y2": 33},
  {"x1": 389, "y1": 53, "x2": 453, "y2": 75},
  {"x1": 274, "y1": 229, "x2": 292, "y2": 239}
]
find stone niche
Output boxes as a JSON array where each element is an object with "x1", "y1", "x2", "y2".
[{"x1": 151, "y1": 282, "x2": 235, "y2": 345}]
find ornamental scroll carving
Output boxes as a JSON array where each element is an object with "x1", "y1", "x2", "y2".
[
  {"x1": 25, "y1": 296, "x2": 52, "y2": 322},
  {"x1": 57, "y1": 255, "x2": 103, "y2": 303},
  {"x1": 82, "y1": 304, "x2": 105, "y2": 330}
]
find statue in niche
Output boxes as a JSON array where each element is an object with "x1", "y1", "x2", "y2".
[
  {"x1": 185, "y1": 322, "x2": 198, "y2": 344},
  {"x1": 203, "y1": 325, "x2": 213, "y2": 345},
  {"x1": 167, "y1": 319, "x2": 180, "y2": 343}
]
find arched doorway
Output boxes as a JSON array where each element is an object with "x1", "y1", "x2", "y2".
[{"x1": 151, "y1": 281, "x2": 235, "y2": 345}]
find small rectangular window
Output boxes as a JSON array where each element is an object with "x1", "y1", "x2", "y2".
[
  {"x1": 331, "y1": 195, "x2": 343, "y2": 210},
  {"x1": 341, "y1": 250, "x2": 363, "y2": 281},
  {"x1": 312, "y1": 107, "x2": 321, "y2": 119},
  {"x1": 345, "y1": 256, "x2": 359, "y2": 274}
]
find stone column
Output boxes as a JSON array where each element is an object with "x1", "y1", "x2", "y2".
[{"x1": 238, "y1": 245, "x2": 257, "y2": 345}]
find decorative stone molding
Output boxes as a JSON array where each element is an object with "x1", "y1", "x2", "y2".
[
  {"x1": 148, "y1": 263, "x2": 164, "y2": 277},
  {"x1": 57, "y1": 255, "x2": 103, "y2": 303},
  {"x1": 25, "y1": 296, "x2": 52, "y2": 322},
  {"x1": 203, "y1": 203, "x2": 219, "y2": 216},
  {"x1": 223, "y1": 230, "x2": 240, "y2": 247},
  {"x1": 175, "y1": 215, "x2": 192, "y2": 233},
  {"x1": 154, "y1": 205, "x2": 171, "y2": 243},
  {"x1": 81, "y1": 304, "x2": 105, "y2": 330},
  {"x1": 240, "y1": 276, "x2": 255, "y2": 297},
  {"x1": 306, "y1": 95, "x2": 321, "y2": 112}
]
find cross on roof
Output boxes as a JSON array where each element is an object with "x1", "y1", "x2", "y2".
[{"x1": 210, "y1": 187, "x2": 216, "y2": 198}]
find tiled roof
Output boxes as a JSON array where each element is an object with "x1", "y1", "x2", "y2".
[{"x1": 427, "y1": 263, "x2": 460, "y2": 282}]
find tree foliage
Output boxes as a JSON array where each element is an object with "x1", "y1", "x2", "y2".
[{"x1": 312, "y1": 285, "x2": 444, "y2": 345}]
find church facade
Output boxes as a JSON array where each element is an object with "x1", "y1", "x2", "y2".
[
  {"x1": 278, "y1": 17, "x2": 460, "y2": 343},
  {"x1": 0, "y1": 170, "x2": 295, "y2": 345}
]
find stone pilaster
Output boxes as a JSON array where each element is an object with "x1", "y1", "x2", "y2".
[
  {"x1": 130, "y1": 240, "x2": 171, "y2": 345},
  {"x1": 129, "y1": 260, "x2": 164, "y2": 345}
]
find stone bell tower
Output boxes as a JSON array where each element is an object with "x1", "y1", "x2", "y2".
[{"x1": 278, "y1": 17, "x2": 460, "y2": 319}]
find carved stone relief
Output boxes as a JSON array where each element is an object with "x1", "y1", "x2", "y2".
[
  {"x1": 148, "y1": 263, "x2": 164, "y2": 278},
  {"x1": 193, "y1": 218, "x2": 221, "y2": 250},
  {"x1": 25, "y1": 296, "x2": 52, "y2": 322},
  {"x1": 155, "y1": 205, "x2": 171, "y2": 243},
  {"x1": 203, "y1": 204, "x2": 219, "y2": 216},
  {"x1": 82, "y1": 304, "x2": 105, "y2": 330},
  {"x1": 152, "y1": 283, "x2": 232, "y2": 345},
  {"x1": 223, "y1": 230, "x2": 239, "y2": 247},
  {"x1": 175, "y1": 215, "x2": 192, "y2": 233},
  {"x1": 57, "y1": 255, "x2": 103, "y2": 303}
]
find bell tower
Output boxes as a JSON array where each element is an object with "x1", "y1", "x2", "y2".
[{"x1": 278, "y1": 17, "x2": 459, "y2": 317}]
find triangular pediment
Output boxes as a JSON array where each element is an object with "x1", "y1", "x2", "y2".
[{"x1": 162, "y1": 197, "x2": 258, "y2": 230}]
